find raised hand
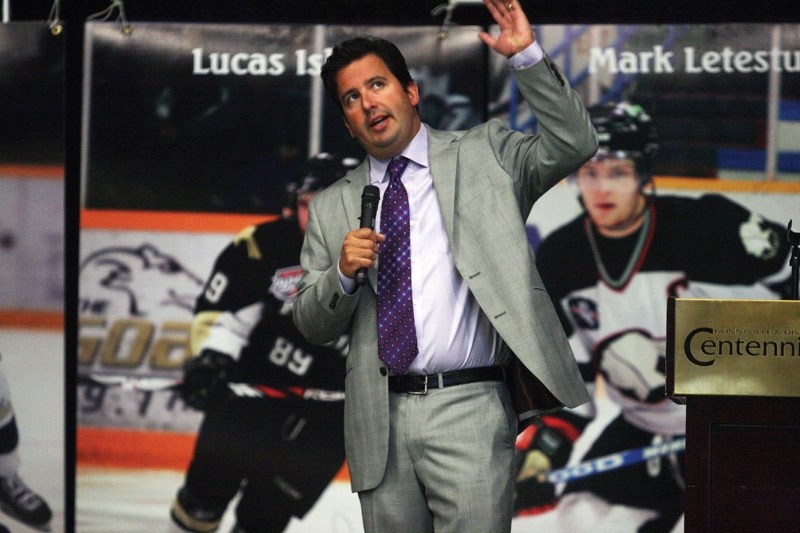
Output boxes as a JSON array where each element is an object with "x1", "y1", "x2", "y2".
[{"x1": 478, "y1": 0, "x2": 536, "y2": 58}]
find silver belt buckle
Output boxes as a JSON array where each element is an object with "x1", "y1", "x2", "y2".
[{"x1": 408, "y1": 375, "x2": 428, "y2": 395}]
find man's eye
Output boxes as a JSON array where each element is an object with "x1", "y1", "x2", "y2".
[{"x1": 371, "y1": 80, "x2": 384, "y2": 89}]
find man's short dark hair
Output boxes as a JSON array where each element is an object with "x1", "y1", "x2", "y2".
[{"x1": 321, "y1": 36, "x2": 414, "y2": 114}]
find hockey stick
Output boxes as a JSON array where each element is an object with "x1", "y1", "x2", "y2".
[
  {"x1": 545, "y1": 437, "x2": 686, "y2": 484},
  {"x1": 79, "y1": 373, "x2": 345, "y2": 402}
]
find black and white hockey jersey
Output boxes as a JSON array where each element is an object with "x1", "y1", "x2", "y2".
[
  {"x1": 192, "y1": 217, "x2": 347, "y2": 395},
  {"x1": 535, "y1": 194, "x2": 791, "y2": 435}
]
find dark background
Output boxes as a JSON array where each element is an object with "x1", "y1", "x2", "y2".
[{"x1": 10, "y1": 1, "x2": 800, "y2": 25}]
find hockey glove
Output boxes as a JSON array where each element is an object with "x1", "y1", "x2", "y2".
[
  {"x1": 513, "y1": 413, "x2": 586, "y2": 514},
  {"x1": 180, "y1": 349, "x2": 235, "y2": 411}
]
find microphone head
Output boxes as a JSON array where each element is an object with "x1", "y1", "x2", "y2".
[
  {"x1": 362, "y1": 184, "x2": 380, "y2": 201},
  {"x1": 359, "y1": 185, "x2": 380, "y2": 231}
]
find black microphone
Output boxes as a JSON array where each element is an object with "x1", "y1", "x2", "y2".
[{"x1": 355, "y1": 185, "x2": 380, "y2": 286}]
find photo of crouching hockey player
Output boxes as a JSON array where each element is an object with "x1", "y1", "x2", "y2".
[
  {"x1": 513, "y1": 101, "x2": 793, "y2": 532},
  {"x1": 169, "y1": 153, "x2": 359, "y2": 533}
]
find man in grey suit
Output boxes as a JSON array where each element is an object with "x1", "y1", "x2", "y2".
[{"x1": 292, "y1": 0, "x2": 597, "y2": 531}]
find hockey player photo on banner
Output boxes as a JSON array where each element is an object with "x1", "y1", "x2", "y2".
[
  {"x1": 486, "y1": 24, "x2": 799, "y2": 533},
  {"x1": 0, "y1": 22, "x2": 66, "y2": 533},
  {"x1": 77, "y1": 22, "x2": 485, "y2": 531}
]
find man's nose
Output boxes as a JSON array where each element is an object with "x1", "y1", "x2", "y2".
[{"x1": 360, "y1": 92, "x2": 375, "y2": 110}]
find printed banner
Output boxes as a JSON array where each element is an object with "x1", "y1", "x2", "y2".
[
  {"x1": 78, "y1": 21, "x2": 487, "y2": 532},
  {"x1": 497, "y1": 23, "x2": 799, "y2": 533},
  {"x1": 0, "y1": 21, "x2": 66, "y2": 533}
]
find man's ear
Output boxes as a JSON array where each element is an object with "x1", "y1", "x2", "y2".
[{"x1": 406, "y1": 80, "x2": 420, "y2": 107}]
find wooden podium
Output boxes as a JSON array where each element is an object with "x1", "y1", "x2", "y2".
[{"x1": 667, "y1": 298, "x2": 800, "y2": 533}]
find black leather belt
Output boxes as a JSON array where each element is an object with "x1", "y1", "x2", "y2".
[{"x1": 388, "y1": 366, "x2": 505, "y2": 395}]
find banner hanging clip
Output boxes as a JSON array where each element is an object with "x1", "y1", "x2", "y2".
[
  {"x1": 48, "y1": 0, "x2": 63, "y2": 36},
  {"x1": 431, "y1": 0, "x2": 483, "y2": 40},
  {"x1": 87, "y1": 0, "x2": 132, "y2": 36}
]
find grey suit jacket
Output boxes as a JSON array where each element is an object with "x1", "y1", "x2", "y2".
[{"x1": 293, "y1": 55, "x2": 597, "y2": 492}]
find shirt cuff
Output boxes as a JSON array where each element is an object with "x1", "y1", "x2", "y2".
[
  {"x1": 338, "y1": 262, "x2": 357, "y2": 294},
  {"x1": 507, "y1": 41, "x2": 544, "y2": 70}
]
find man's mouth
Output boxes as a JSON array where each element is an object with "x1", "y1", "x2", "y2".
[{"x1": 369, "y1": 114, "x2": 389, "y2": 130}]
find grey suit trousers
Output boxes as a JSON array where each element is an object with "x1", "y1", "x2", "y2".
[{"x1": 358, "y1": 380, "x2": 518, "y2": 533}]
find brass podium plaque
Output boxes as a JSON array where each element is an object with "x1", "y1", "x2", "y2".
[{"x1": 667, "y1": 298, "x2": 800, "y2": 397}]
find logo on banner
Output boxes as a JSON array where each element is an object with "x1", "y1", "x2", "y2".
[
  {"x1": 78, "y1": 242, "x2": 207, "y2": 429},
  {"x1": 79, "y1": 243, "x2": 204, "y2": 317}
]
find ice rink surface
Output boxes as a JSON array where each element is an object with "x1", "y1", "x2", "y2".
[{"x1": 76, "y1": 468, "x2": 363, "y2": 533}]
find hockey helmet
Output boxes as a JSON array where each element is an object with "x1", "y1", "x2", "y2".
[
  {"x1": 290, "y1": 152, "x2": 361, "y2": 196},
  {"x1": 588, "y1": 101, "x2": 659, "y2": 184},
  {"x1": 284, "y1": 152, "x2": 361, "y2": 212}
]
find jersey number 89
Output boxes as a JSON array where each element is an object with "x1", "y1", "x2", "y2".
[{"x1": 269, "y1": 336, "x2": 313, "y2": 376}]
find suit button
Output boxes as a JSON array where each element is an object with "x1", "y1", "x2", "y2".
[{"x1": 379, "y1": 367, "x2": 388, "y2": 376}]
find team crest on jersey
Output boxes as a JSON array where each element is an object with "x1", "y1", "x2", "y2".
[
  {"x1": 568, "y1": 297, "x2": 599, "y2": 330},
  {"x1": 740, "y1": 214, "x2": 780, "y2": 260},
  {"x1": 270, "y1": 265, "x2": 303, "y2": 315}
]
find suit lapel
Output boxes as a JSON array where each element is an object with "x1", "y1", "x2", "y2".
[
  {"x1": 427, "y1": 128, "x2": 458, "y2": 249},
  {"x1": 342, "y1": 158, "x2": 369, "y2": 232}
]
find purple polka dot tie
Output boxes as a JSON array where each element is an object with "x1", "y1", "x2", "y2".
[{"x1": 377, "y1": 156, "x2": 418, "y2": 375}]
